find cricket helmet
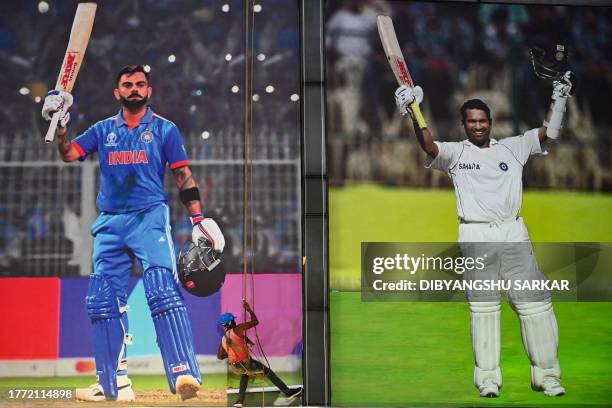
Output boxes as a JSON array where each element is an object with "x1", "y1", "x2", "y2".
[
  {"x1": 530, "y1": 44, "x2": 569, "y2": 81},
  {"x1": 219, "y1": 312, "x2": 236, "y2": 326},
  {"x1": 177, "y1": 238, "x2": 225, "y2": 297}
]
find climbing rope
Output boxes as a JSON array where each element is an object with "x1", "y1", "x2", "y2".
[{"x1": 239, "y1": 1, "x2": 273, "y2": 405}]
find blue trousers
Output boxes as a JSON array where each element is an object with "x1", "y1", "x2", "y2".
[
  {"x1": 87, "y1": 203, "x2": 200, "y2": 398},
  {"x1": 91, "y1": 202, "x2": 178, "y2": 294}
]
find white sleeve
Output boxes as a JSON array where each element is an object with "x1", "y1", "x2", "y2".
[
  {"x1": 497, "y1": 128, "x2": 543, "y2": 165},
  {"x1": 424, "y1": 141, "x2": 464, "y2": 172}
]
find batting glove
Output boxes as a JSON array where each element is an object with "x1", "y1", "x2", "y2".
[
  {"x1": 552, "y1": 71, "x2": 576, "y2": 100},
  {"x1": 394, "y1": 85, "x2": 424, "y2": 117},
  {"x1": 191, "y1": 214, "x2": 225, "y2": 252},
  {"x1": 42, "y1": 90, "x2": 73, "y2": 127}
]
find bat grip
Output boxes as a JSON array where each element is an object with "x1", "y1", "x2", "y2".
[
  {"x1": 44, "y1": 112, "x2": 60, "y2": 143},
  {"x1": 410, "y1": 102, "x2": 428, "y2": 129}
]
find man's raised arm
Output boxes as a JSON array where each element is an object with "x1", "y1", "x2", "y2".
[
  {"x1": 395, "y1": 85, "x2": 438, "y2": 159},
  {"x1": 235, "y1": 302, "x2": 259, "y2": 335},
  {"x1": 539, "y1": 71, "x2": 576, "y2": 143}
]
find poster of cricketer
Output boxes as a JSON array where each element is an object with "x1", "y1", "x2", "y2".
[
  {"x1": 327, "y1": 0, "x2": 612, "y2": 406},
  {"x1": 0, "y1": 0, "x2": 303, "y2": 406}
]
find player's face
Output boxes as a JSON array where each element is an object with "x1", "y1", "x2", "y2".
[
  {"x1": 114, "y1": 72, "x2": 152, "y2": 109},
  {"x1": 463, "y1": 109, "x2": 491, "y2": 147}
]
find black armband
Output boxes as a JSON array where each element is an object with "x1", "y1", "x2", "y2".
[{"x1": 180, "y1": 187, "x2": 200, "y2": 205}]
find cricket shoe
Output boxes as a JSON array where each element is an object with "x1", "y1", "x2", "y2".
[
  {"x1": 286, "y1": 387, "x2": 303, "y2": 400},
  {"x1": 540, "y1": 378, "x2": 565, "y2": 397},
  {"x1": 273, "y1": 387, "x2": 303, "y2": 406},
  {"x1": 478, "y1": 379, "x2": 500, "y2": 398},
  {"x1": 233, "y1": 399, "x2": 244, "y2": 408},
  {"x1": 75, "y1": 375, "x2": 136, "y2": 402},
  {"x1": 176, "y1": 374, "x2": 200, "y2": 401}
]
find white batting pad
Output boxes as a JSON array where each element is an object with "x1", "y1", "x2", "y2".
[
  {"x1": 470, "y1": 301, "x2": 502, "y2": 388},
  {"x1": 513, "y1": 301, "x2": 561, "y2": 389}
]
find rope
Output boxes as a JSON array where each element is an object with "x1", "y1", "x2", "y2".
[
  {"x1": 239, "y1": 2, "x2": 271, "y2": 405},
  {"x1": 242, "y1": 0, "x2": 253, "y2": 310},
  {"x1": 240, "y1": 3, "x2": 275, "y2": 406},
  {"x1": 245, "y1": 0, "x2": 272, "y2": 375}
]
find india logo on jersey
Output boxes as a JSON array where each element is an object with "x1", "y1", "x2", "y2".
[
  {"x1": 499, "y1": 162, "x2": 509, "y2": 171},
  {"x1": 108, "y1": 150, "x2": 149, "y2": 165},
  {"x1": 140, "y1": 130, "x2": 154, "y2": 143}
]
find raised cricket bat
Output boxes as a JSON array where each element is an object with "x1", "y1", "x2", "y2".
[
  {"x1": 377, "y1": 15, "x2": 428, "y2": 129},
  {"x1": 44, "y1": 3, "x2": 97, "y2": 143}
]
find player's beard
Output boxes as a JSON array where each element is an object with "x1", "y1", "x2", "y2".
[{"x1": 120, "y1": 94, "x2": 148, "y2": 110}]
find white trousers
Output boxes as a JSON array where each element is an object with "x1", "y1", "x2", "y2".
[{"x1": 459, "y1": 218, "x2": 562, "y2": 390}]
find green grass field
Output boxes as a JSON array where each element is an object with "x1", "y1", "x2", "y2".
[{"x1": 330, "y1": 184, "x2": 612, "y2": 406}]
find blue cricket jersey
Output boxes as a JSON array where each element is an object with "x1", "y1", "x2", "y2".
[{"x1": 73, "y1": 107, "x2": 189, "y2": 213}]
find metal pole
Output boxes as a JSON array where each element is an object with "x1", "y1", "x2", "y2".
[{"x1": 299, "y1": 0, "x2": 330, "y2": 404}]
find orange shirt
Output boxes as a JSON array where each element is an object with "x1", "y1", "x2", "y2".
[{"x1": 222, "y1": 329, "x2": 249, "y2": 364}]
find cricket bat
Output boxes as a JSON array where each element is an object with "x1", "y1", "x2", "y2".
[
  {"x1": 377, "y1": 15, "x2": 428, "y2": 129},
  {"x1": 44, "y1": 3, "x2": 97, "y2": 143}
]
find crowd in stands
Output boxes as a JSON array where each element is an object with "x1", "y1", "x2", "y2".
[
  {"x1": 1, "y1": 0, "x2": 300, "y2": 140},
  {"x1": 326, "y1": 0, "x2": 612, "y2": 191}
]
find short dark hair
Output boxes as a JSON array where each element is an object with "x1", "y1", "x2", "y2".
[
  {"x1": 116, "y1": 65, "x2": 150, "y2": 85},
  {"x1": 460, "y1": 99, "x2": 492, "y2": 122}
]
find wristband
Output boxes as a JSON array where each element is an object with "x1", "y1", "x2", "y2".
[
  {"x1": 180, "y1": 187, "x2": 200, "y2": 205},
  {"x1": 190, "y1": 213, "x2": 204, "y2": 225}
]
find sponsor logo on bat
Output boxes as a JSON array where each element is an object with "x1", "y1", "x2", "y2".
[
  {"x1": 60, "y1": 52, "x2": 79, "y2": 89},
  {"x1": 394, "y1": 59, "x2": 413, "y2": 86}
]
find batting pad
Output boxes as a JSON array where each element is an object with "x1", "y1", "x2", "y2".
[
  {"x1": 86, "y1": 274, "x2": 125, "y2": 400},
  {"x1": 470, "y1": 301, "x2": 502, "y2": 388},
  {"x1": 143, "y1": 267, "x2": 202, "y2": 393},
  {"x1": 513, "y1": 301, "x2": 561, "y2": 388}
]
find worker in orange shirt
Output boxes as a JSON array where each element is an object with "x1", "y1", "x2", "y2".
[{"x1": 217, "y1": 301, "x2": 302, "y2": 407}]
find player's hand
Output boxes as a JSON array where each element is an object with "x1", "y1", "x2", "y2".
[
  {"x1": 552, "y1": 71, "x2": 576, "y2": 100},
  {"x1": 243, "y1": 301, "x2": 252, "y2": 311},
  {"x1": 191, "y1": 216, "x2": 225, "y2": 252},
  {"x1": 42, "y1": 90, "x2": 73, "y2": 127},
  {"x1": 394, "y1": 85, "x2": 423, "y2": 117}
]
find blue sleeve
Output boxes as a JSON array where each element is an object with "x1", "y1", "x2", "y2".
[
  {"x1": 164, "y1": 124, "x2": 189, "y2": 169},
  {"x1": 73, "y1": 124, "x2": 99, "y2": 158}
]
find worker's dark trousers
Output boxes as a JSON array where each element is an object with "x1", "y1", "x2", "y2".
[{"x1": 237, "y1": 358, "x2": 290, "y2": 401}]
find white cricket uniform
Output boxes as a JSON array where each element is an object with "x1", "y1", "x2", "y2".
[
  {"x1": 425, "y1": 128, "x2": 543, "y2": 225},
  {"x1": 425, "y1": 128, "x2": 561, "y2": 391},
  {"x1": 426, "y1": 128, "x2": 548, "y2": 298}
]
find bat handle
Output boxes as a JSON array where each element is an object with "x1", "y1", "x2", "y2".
[
  {"x1": 44, "y1": 112, "x2": 60, "y2": 143},
  {"x1": 410, "y1": 102, "x2": 428, "y2": 130}
]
